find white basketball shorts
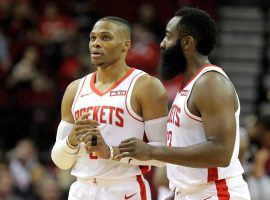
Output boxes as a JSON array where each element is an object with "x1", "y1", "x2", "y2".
[
  {"x1": 68, "y1": 175, "x2": 151, "y2": 200},
  {"x1": 173, "y1": 175, "x2": 250, "y2": 200}
]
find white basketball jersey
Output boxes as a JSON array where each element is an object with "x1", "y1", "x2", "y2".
[
  {"x1": 71, "y1": 68, "x2": 150, "y2": 179},
  {"x1": 167, "y1": 65, "x2": 244, "y2": 193}
]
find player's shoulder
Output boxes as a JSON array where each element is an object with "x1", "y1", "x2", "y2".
[
  {"x1": 135, "y1": 74, "x2": 164, "y2": 89},
  {"x1": 195, "y1": 71, "x2": 233, "y2": 92},
  {"x1": 193, "y1": 71, "x2": 235, "y2": 102},
  {"x1": 65, "y1": 78, "x2": 82, "y2": 96},
  {"x1": 134, "y1": 74, "x2": 167, "y2": 99}
]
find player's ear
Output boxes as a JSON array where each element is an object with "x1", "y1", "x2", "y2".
[
  {"x1": 181, "y1": 36, "x2": 194, "y2": 50},
  {"x1": 122, "y1": 40, "x2": 131, "y2": 52}
]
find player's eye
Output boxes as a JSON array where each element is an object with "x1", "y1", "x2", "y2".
[
  {"x1": 165, "y1": 33, "x2": 170, "y2": 39},
  {"x1": 90, "y1": 36, "x2": 96, "y2": 41},
  {"x1": 102, "y1": 35, "x2": 112, "y2": 40}
]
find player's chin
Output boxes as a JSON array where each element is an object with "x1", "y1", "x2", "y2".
[{"x1": 91, "y1": 61, "x2": 105, "y2": 68}]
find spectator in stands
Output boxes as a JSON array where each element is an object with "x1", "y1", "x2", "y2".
[
  {"x1": 0, "y1": 162, "x2": 22, "y2": 200},
  {"x1": 246, "y1": 115, "x2": 270, "y2": 200},
  {"x1": 37, "y1": 178, "x2": 61, "y2": 200},
  {"x1": 39, "y1": 2, "x2": 76, "y2": 44},
  {"x1": 6, "y1": 46, "x2": 39, "y2": 88},
  {"x1": 58, "y1": 39, "x2": 83, "y2": 92},
  {"x1": 136, "y1": 2, "x2": 163, "y2": 40},
  {"x1": 7, "y1": 139, "x2": 39, "y2": 197},
  {"x1": 126, "y1": 23, "x2": 160, "y2": 75},
  {"x1": 39, "y1": 2, "x2": 77, "y2": 69},
  {"x1": 6, "y1": 46, "x2": 53, "y2": 92}
]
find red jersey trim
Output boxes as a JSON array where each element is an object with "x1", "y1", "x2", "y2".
[
  {"x1": 182, "y1": 65, "x2": 222, "y2": 122},
  {"x1": 184, "y1": 102, "x2": 203, "y2": 122},
  {"x1": 90, "y1": 68, "x2": 135, "y2": 96},
  {"x1": 72, "y1": 77, "x2": 87, "y2": 115},
  {"x1": 136, "y1": 175, "x2": 147, "y2": 200},
  {"x1": 180, "y1": 64, "x2": 219, "y2": 92},
  {"x1": 139, "y1": 165, "x2": 151, "y2": 174},
  {"x1": 143, "y1": 131, "x2": 149, "y2": 143},
  {"x1": 183, "y1": 88, "x2": 202, "y2": 122},
  {"x1": 125, "y1": 71, "x2": 145, "y2": 122},
  {"x1": 138, "y1": 133, "x2": 150, "y2": 175},
  {"x1": 215, "y1": 179, "x2": 230, "y2": 200},
  {"x1": 208, "y1": 167, "x2": 218, "y2": 182}
]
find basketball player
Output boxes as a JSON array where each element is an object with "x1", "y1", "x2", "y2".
[
  {"x1": 117, "y1": 7, "x2": 251, "y2": 199},
  {"x1": 51, "y1": 17, "x2": 168, "y2": 200}
]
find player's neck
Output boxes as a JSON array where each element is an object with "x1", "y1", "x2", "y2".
[
  {"x1": 183, "y1": 55, "x2": 210, "y2": 84},
  {"x1": 96, "y1": 63, "x2": 130, "y2": 84}
]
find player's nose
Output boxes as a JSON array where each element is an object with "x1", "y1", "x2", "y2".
[{"x1": 160, "y1": 39, "x2": 166, "y2": 49}]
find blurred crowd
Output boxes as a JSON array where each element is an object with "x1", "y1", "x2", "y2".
[{"x1": 0, "y1": 0, "x2": 270, "y2": 200}]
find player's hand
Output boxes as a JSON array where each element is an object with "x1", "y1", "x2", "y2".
[
  {"x1": 82, "y1": 127, "x2": 110, "y2": 159},
  {"x1": 116, "y1": 138, "x2": 153, "y2": 161},
  {"x1": 67, "y1": 113, "x2": 99, "y2": 147}
]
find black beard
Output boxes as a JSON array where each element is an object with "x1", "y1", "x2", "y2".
[{"x1": 159, "y1": 40, "x2": 187, "y2": 80}]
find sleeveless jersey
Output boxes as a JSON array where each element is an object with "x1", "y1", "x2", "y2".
[
  {"x1": 71, "y1": 68, "x2": 149, "y2": 179},
  {"x1": 166, "y1": 65, "x2": 244, "y2": 193}
]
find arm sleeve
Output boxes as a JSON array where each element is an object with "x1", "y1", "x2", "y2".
[
  {"x1": 51, "y1": 120, "x2": 78, "y2": 170},
  {"x1": 145, "y1": 116, "x2": 167, "y2": 145},
  {"x1": 121, "y1": 116, "x2": 167, "y2": 167}
]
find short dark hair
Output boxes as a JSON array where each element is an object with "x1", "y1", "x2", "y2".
[
  {"x1": 175, "y1": 7, "x2": 218, "y2": 55},
  {"x1": 98, "y1": 16, "x2": 131, "y2": 38}
]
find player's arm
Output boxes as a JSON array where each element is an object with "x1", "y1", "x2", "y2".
[
  {"x1": 51, "y1": 80, "x2": 80, "y2": 170},
  {"x1": 118, "y1": 75, "x2": 169, "y2": 167},
  {"x1": 119, "y1": 72, "x2": 238, "y2": 168},
  {"x1": 150, "y1": 72, "x2": 237, "y2": 167},
  {"x1": 136, "y1": 75, "x2": 168, "y2": 120},
  {"x1": 137, "y1": 75, "x2": 168, "y2": 145},
  {"x1": 51, "y1": 79, "x2": 100, "y2": 169}
]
